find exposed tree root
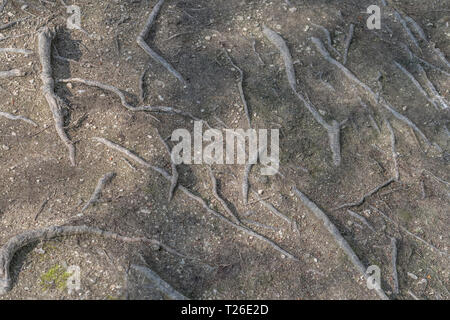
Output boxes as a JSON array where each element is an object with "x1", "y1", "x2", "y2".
[
  {"x1": 385, "y1": 119, "x2": 399, "y2": 181},
  {"x1": 139, "y1": 63, "x2": 151, "y2": 103},
  {"x1": 0, "y1": 47, "x2": 33, "y2": 55},
  {"x1": 0, "y1": 110, "x2": 37, "y2": 126},
  {"x1": 264, "y1": 26, "x2": 342, "y2": 166},
  {"x1": 311, "y1": 36, "x2": 432, "y2": 147},
  {"x1": 81, "y1": 172, "x2": 116, "y2": 212},
  {"x1": 293, "y1": 187, "x2": 389, "y2": 300},
  {"x1": 59, "y1": 78, "x2": 198, "y2": 121},
  {"x1": 370, "y1": 205, "x2": 448, "y2": 257},
  {"x1": 156, "y1": 129, "x2": 178, "y2": 202},
  {"x1": 252, "y1": 39, "x2": 265, "y2": 65},
  {"x1": 137, "y1": 0, "x2": 187, "y2": 86},
  {"x1": 223, "y1": 50, "x2": 251, "y2": 127},
  {"x1": 131, "y1": 264, "x2": 188, "y2": 300},
  {"x1": 208, "y1": 167, "x2": 241, "y2": 224},
  {"x1": 311, "y1": 23, "x2": 341, "y2": 57},
  {"x1": 242, "y1": 163, "x2": 253, "y2": 205},
  {"x1": 346, "y1": 210, "x2": 375, "y2": 232},
  {"x1": 415, "y1": 64, "x2": 449, "y2": 110},
  {"x1": 251, "y1": 189, "x2": 293, "y2": 225},
  {"x1": 94, "y1": 137, "x2": 298, "y2": 261},
  {"x1": 0, "y1": 225, "x2": 180, "y2": 295},
  {"x1": 393, "y1": 61, "x2": 440, "y2": 111},
  {"x1": 360, "y1": 99, "x2": 381, "y2": 134},
  {"x1": 0, "y1": 0, "x2": 7, "y2": 14},
  {"x1": 391, "y1": 237, "x2": 399, "y2": 295},
  {"x1": 0, "y1": 69, "x2": 25, "y2": 78},
  {"x1": 394, "y1": 10, "x2": 420, "y2": 50},
  {"x1": 335, "y1": 178, "x2": 395, "y2": 210},
  {"x1": 38, "y1": 27, "x2": 76, "y2": 166},
  {"x1": 343, "y1": 24, "x2": 354, "y2": 65}
]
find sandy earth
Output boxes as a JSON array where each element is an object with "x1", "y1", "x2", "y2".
[{"x1": 0, "y1": 0, "x2": 448, "y2": 300}]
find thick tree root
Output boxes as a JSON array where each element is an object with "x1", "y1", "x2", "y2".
[
  {"x1": 293, "y1": 187, "x2": 389, "y2": 300},
  {"x1": 94, "y1": 137, "x2": 298, "y2": 261},
  {"x1": 0, "y1": 225, "x2": 175, "y2": 295},
  {"x1": 311, "y1": 23, "x2": 341, "y2": 57},
  {"x1": 264, "y1": 26, "x2": 342, "y2": 166},
  {"x1": 81, "y1": 172, "x2": 116, "y2": 212},
  {"x1": 38, "y1": 27, "x2": 76, "y2": 166},
  {"x1": 131, "y1": 264, "x2": 188, "y2": 300},
  {"x1": 137, "y1": 0, "x2": 187, "y2": 86},
  {"x1": 0, "y1": 111, "x2": 37, "y2": 126}
]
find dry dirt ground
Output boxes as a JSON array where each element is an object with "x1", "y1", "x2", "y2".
[{"x1": 0, "y1": 0, "x2": 449, "y2": 300}]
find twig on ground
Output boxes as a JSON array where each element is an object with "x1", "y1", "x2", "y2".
[
  {"x1": 391, "y1": 237, "x2": 399, "y2": 294},
  {"x1": 208, "y1": 167, "x2": 241, "y2": 224},
  {"x1": 156, "y1": 129, "x2": 178, "y2": 202},
  {"x1": 223, "y1": 50, "x2": 251, "y2": 127},
  {"x1": 131, "y1": 264, "x2": 188, "y2": 300},
  {"x1": 393, "y1": 61, "x2": 440, "y2": 111},
  {"x1": 137, "y1": 0, "x2": 187, "y2": 86},
  {"x1": 343, "y1": 24, "x2": 354, "y2": 65},
  {"x1": 0, "y1": 111, "x2": 37, "y2": 126},
  {"x1": 370, "y1": 205, "x2": 448, "y2": 257},
  {"x1": 264, "y1": 27, "x2": 342, "y2": 166},
  {"x1": 335, "y1": 178, "x2": 395, "y2": 210},
  {"x1": 346, "y1": 210, "x2": 375, "y2": 232},
  {"x1": 293, "y1": 187, "x2": 389, "y2": 300},
  {"x1": 94, "y1": 137, "x2": 298, "y2": 260},
  {"x1": 38, "y1": 27, "x2": 75, "y2": 166},
  {"x1": 0, "y1": 225, "x2": 182, "y2": 295},
  {"x1": 385, "y1": 119, "x2": 399, "y2": 181},
  {"x1": 81, "y1": 172, "x2": 116, "y2": 212}
]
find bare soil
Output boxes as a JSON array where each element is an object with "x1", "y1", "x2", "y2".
[{"x1": 0, "y1": 0, "x2": 449, "y2": 300}]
